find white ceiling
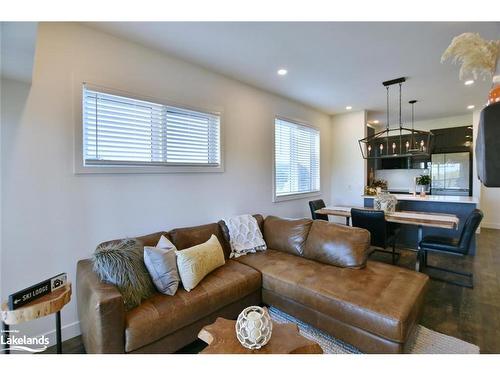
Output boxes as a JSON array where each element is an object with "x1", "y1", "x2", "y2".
[{"x1": 87, "y1": 22, "x2": 499, "y2": 123}]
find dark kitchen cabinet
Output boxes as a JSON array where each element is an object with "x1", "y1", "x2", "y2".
[
  {"x1": 431, "y1": 126, "x2": 473, "y2": 153},
  {"x1": 380, "y1": 157, "x2": 410, "y2": 169}
]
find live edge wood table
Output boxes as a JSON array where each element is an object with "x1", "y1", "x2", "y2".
[
  {"x1": 1, "y1": 283, "x2": 72, "y2": 354},
  {"x1": 198, "y1": 317, "x2": 323, "y2": 354},
  {"x1": 316, "y1": 206, "x2": 459, "y2": 272}
]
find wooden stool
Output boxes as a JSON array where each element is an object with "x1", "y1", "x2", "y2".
[{"x1": 1, "y1": 283, "x2": 71, "y2": 354}]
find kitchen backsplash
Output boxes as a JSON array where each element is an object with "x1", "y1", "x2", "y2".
[{"x1": 375, "y1": 169, "x2": 430, "y2": 192}]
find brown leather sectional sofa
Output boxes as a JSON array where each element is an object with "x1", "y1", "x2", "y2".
[{"x1": 76, "y1": 214, "x2": 429, "y2": 354}]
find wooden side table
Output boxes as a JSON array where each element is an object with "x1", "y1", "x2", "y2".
[
  {"x1": 198, "y1": 317, "x2": 323, "y2": 354},
  {"x1": 1, "y1": 283, "x2": 71, "y2": 354}
]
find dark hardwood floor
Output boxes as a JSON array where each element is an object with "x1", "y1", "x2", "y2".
[
  {"x1": 45, "y1": 228, "x2": 500, "y2": 354},
  {"x1": 371, "y1": 227, "x2": 500, "y2": 354}
]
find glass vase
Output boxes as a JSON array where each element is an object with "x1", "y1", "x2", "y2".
[{"x1": 420, "y1": 185, "x2": 426, "y2": 197}]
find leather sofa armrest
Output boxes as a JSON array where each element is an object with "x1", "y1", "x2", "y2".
[{"x1": 76, "y1": 259, "x2": 125, "y2": 353}]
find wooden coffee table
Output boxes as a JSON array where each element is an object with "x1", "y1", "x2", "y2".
[{"x1": 198, "y1": 317, "x2": 323, "y2": 354}]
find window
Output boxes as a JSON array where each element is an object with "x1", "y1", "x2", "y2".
[
  {"x1": 274, "y1": 117, "x2": 320, "y2": 201},
  {"x1": 81, "y1": 85, "x2": 221, "y2": 171}
]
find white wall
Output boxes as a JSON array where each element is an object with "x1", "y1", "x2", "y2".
[
  {"x1": 480, "y1": 187, "x2": 500, "y2": 229},
  {"x1": 0, "y1": 23, "x2": 332, "y2": 342},
  {"x1": 330, "y1": 110, "x2": 366, "y2": 216},
  {"x1": 472, "y1": 110, "x2": 482, "y2": 211}
]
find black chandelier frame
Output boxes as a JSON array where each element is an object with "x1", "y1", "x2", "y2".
[{"x1": 358, "y1": 77, "x2": 433, "y2": 160}]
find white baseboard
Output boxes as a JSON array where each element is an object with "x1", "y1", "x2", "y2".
[
  {"x1": 482, "y1": 222, "x2": 500, "y2": 230},
  {"x1": 41, "y1": 320, "x2": 81, "y2": 347}
]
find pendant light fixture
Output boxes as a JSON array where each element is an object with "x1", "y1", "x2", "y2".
[
  {"x1": 408, "y1": 99, "x2": 427, "y2": 152},
  {"x1": 358, "y1": 77, "x2": 432, "y2": 159}
]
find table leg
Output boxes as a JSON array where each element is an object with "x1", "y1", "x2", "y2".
[
  {"x1": 55, "y1": 311, "x2": 62, "y2": 354},
  {"x1": 1, "y1": 321, "x2": 9, "y2": 354},
  {"x1": 415, "y1": 225, "x2": 423, "y2": 272},
  {"x1": 345, "y1": 217, "x2": 350, "y2": 226}
]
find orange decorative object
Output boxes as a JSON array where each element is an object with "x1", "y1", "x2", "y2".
[
  {"x1": 489, "y1": 76, "x2": 500, "y2": 105},
  {"x1": 489, "y1": 86, "x2": 500, "y2": 105}
]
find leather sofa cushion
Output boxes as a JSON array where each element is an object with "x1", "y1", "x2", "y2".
[
  {"x1": 304, "y1": 220, "x2": 370, "y2": 268},
  {"x1": 236, "y1": 250, "x2": 428, "y2": 343},
  {"x1": 169, "y1": 222, "x2": 232, "y2": 259},
  {"x1": 263, "y1": 216, "x2": 312, "y2": 256},
  {"x1": 124, "y1": 260, "x2": 261, "y2": 352},
  {"x1": 136, "y1": 232, "x2": 171, "y2": 247}
]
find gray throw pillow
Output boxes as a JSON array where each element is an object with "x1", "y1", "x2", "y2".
[
  {"x1": 92, "y1": 238, "x2": 156, "y2": 310},
  {"x1": 144, "y1": 246, "x2": 180, "y2": 295}
]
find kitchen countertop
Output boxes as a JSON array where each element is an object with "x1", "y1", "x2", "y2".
[
  {"x1": 363, "y1": 194, "x2": 478, "y2": 204},
  {"x1": 388, "y1": 188, "x2": 429, "y2": 193}
]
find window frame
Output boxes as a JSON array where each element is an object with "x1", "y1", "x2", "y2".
[
  {"x1": 74, "y1": 82, "x2": 224, "y2": 174},
  {"x1": 272, "y1": 116, "x2": 321, "y2": 203}
]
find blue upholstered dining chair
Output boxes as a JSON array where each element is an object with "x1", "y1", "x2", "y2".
[
  {"x1": 350, "y1": 208, "x2": 401, "y2": 265},
  {"x1": 309, "y1": 199, "x2": 329, "y2": 221},
  {"x1": 418, "y1": 209, "x2": 483, "y2": 288}
]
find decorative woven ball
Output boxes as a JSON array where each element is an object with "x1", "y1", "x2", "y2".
[
  {"x1": 235, "y1": 306, "x2": 273, "y2": 350},
  {"x1": 374, "y1": 191, "x2": 398, "y2": 213}
]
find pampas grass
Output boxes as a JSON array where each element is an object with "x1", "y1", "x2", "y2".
[
  {"x1": 441, "y1": 32, "x2": 499, "y2": 80},
  {"x1": 93, "y1": 238, "x2": 155, "y2": 310}
]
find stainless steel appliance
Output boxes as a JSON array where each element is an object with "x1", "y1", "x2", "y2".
[{"x1": 431, "y1": 152, "x2": 471, "y2": 196}]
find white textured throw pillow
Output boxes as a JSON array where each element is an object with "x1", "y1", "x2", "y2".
[
  {"x1": 176, "y1": 235, "x2": 225, "y2": 292},
  {"x1": 143, "y1": 235, "x2": 180, "y2": 296},
  {"x1": 223, "y1": 214, "x2": 267, "y2": 258}
]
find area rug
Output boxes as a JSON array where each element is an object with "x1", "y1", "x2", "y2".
[{"x1": 268, "y1": 307, "x2": 479, "y2": 354}]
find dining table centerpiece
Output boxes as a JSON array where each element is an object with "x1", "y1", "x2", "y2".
[{"x1": 373, "y1": 191, "x2": 398, "y2": 213}]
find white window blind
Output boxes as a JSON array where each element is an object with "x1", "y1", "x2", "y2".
[
  {"x1": 82, "y1": 85, "x2": 221, "y2": 168},
  {"x1": 274, "y1": 118, "x2": 320, "y2": 198}
]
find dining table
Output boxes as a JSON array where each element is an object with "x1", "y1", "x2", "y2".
[{"x1": 315, "y1": 206, "x2": 460, "y2": 271}]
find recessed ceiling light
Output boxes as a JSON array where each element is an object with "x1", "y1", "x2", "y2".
[
  {"x1": 277, "y1": 69, "x2": 288, "y2": 76},
  {"x1": 346, "y1": 106, "x2": 352, "y2": 110},
  {"x1": 467, "y1": 105, "x2": 475, "y2": 110},
  {"x1": 464, "y1": 80, "x2": 474, "y2": 86},
  {"x1": 373, "y1": 120, "x2": 380, "y2": 124}
]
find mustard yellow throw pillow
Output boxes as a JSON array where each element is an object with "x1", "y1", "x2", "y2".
[{"x1": 176, "y1": 234, "x2": 225, "y2": 292}]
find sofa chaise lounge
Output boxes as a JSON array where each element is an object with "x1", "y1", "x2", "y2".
[{"x1": 76, "y1": 214, "x2": 428, "y2": 354}]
